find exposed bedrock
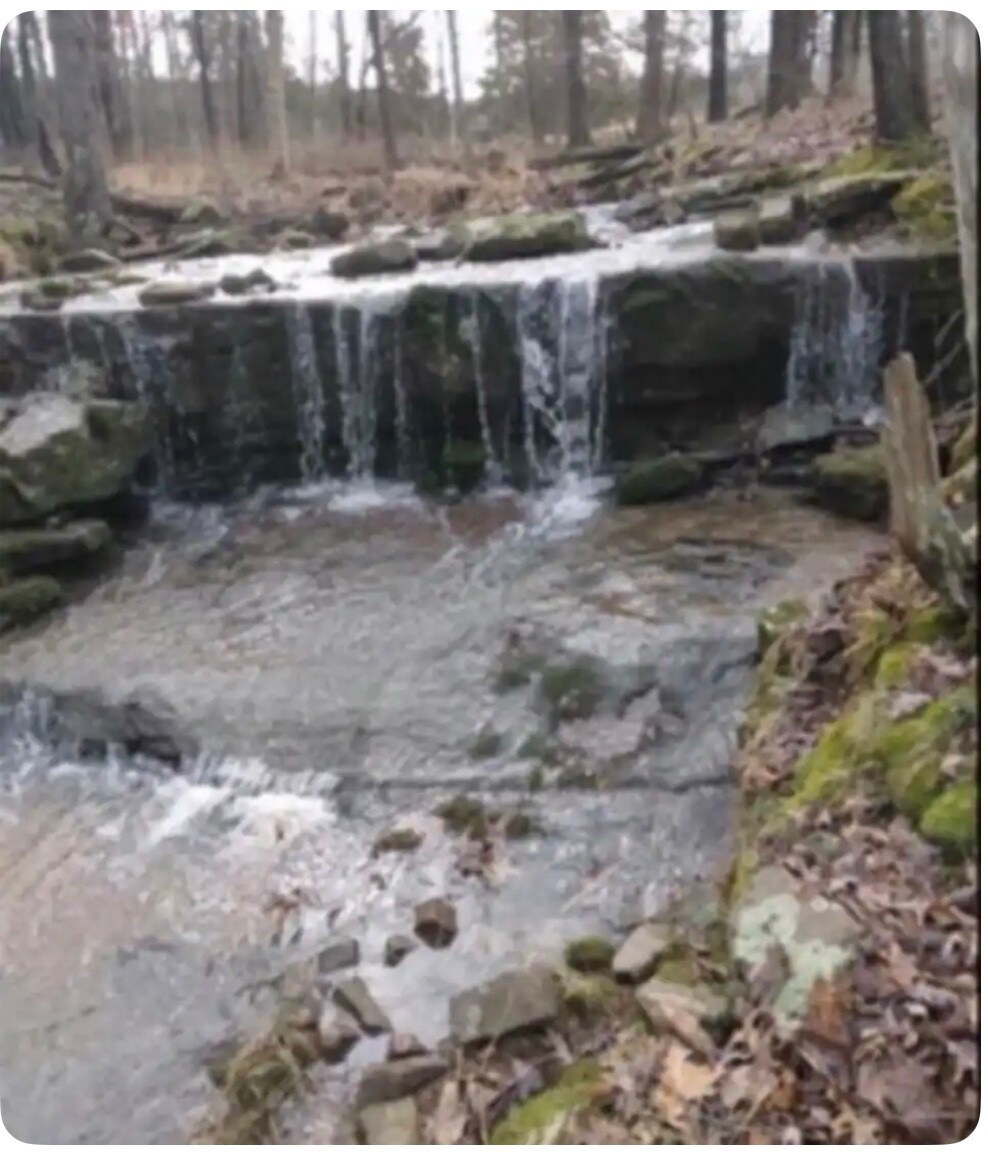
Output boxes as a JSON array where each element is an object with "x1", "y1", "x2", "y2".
[{"x1": 0, "y1": 246, "x2": 963, "y2": 500}]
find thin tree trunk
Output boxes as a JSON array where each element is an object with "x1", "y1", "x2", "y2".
[
  {"x1": 493, "y1": 11, "x2": 507, "y2": 139},
  {"x1": 47, "y1": 12, "x2": 111, "y2": 246},
  {"x1": 335, "y1": 12, "x2": 352, "y2": 137},
  {"x1": 636, "y1": 11, "x2": 665, "y2": 143},
  {"x1": 135, "y1": 10, "x2": 156, "y2": 152},
  {"x1": 0, "y1": 28, "x2": 29, "y2": 151},
  {"x1": 15, "y1": 14, "x2": 40, "y2": 158},
  {"x1": 191, "y1": 11, "x2": 220, "y2": 152},
  {"x1": 906, "y1": 11, "x2": 932, "y2": 134},
  {"x1": 829, "y1": 10, "x2": 848, "y2": 98},
  {"x1": 848, "y1": 11, "x2": 863, "y2": 91},
  {"x1": 265, "y1": 12, "x2": 290, "y2": 176},
  {"x1": 367, "y1": 10, "x2": 398, "y2": 170},
  {"x1": 309, "y1": 11, "x2": 319, "y2": 140},
  {"x1": 447, "y1": 11, "x2": 467, "y2": 153},
  {"x1": 20, "y1": 10, "x2": 60, "y2": 175},
  {"x1": 520, "y1": 12, "x2": 543, "y2": 144},
  {"x1": 868, "y1": 12, "x2": 922, "y2": 142},
  {"x1": 435, "y1": 19, "x2": 450, "y2": 144},
  {"x1": 708, "y1": 11, "x2": 728, "y2": 122},
  {"x1": 561, "y1": 11, "x2": 591, "y2": 149},
  {"x1": 118, "y1": 13, "x2": 148, "y2": 156},
  {"x1": 92, "y1": 11, "x2": 130, "y2": 156},
  {"x1": 161, "y1": 11, "x2": 192, "y2": 151}
]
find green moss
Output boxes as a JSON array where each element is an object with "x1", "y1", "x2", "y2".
[
  {"x1": 502, "y1": 808, "x2": 543, "y2": 839},
  {"x1": 565, "y1": 935, "x2": 616, "y2": 973},
  {"x1": 488, "y1": 1060, "x2": 600, "y2": 1144},
  {"x1": 810, "y1": 445, "x2": 888, "y2": 522},
  {"x1": 788, "y1": 698, "x2": 874, "y2": 810},
  {"x1": 556, "y1": 969, "x2": 619, "y2": 1018},
  {"x1": 827, "y1": 139, "x2": 941, "y2": 178},
  {"x1": 904, "y1": 605, "x2": 962, "y2": 646},
  {"x1": 892, "y1": 173, "x2": 957, "y2": 242},
  {"x1": 756, "y1": 598, "x2": 809, "y2": 658},
  {"x1": 653, "y1": 954, "x2": 700, "y2": 987},
  {"x1": 616, "y1": 454, "x2": 703, "y2": 505},
  {"x1": 0, "y1": 575, "x2": 63, "y2": 632},
  {"x1": 468, "y1": 726, "x2": 504, "y2": 760},
  {"x1": 538, "y1": 659, "x2": 605, "y2": 722},
  {"x1": 372, "y1": 826, "x2": 424, "y2": 854},
  {"x1": 920, "y1": 782, "x2": 978, "y2": 853},
  {"x1": 435, "y1": 795, "x2": 487, "y2": 836},
  {"x1": 874, "y1": 643, "x2": 921, "y2": 689}
]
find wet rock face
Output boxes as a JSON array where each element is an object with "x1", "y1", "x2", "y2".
[
  {"x1": 330, "y1": 239, "x2": 417, "y2": 278},
  {"x1": 462, "y1": 212, "x2": 594, "y2": 263},
  {"x1": 449, "y1": 965, "x2": 560, "y2": 1045},
  {"x1": 0, "y1": 518, "x2": 111, "y2": 575}
]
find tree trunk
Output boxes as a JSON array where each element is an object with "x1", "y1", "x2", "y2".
[
  {"x1": 15, "y1": 14, "x2": 40, "y2": 158},
  {"x1": 135, "y1": 10, "x2": 157, "y2": 152},
  {"x1": 191, "y1": 12, "x2": 220, "y2": 152},
  {"x1": 868, "y1": 12, "x2": 923, "y2": 142},
  {"x1": 906, "y1": 11, "x2": 932, "y2": 134},
  {"x1": 940, "y1": 12, "x2": 979, "y2": 388},
  {"x1": 47, "y1": 12, "x2": 111, "y2": 246},
  {"x1": 849, "y1": 11, "x2": 863, "y2": 90},
  {"x1": 92, "y1": 11, "x2": 131, "y2": 156},
  {"x1": 0, "y1": 27, "x2": 29, "y2": 152},
  {"x1": 161, "y1": 11, "x2": 193, "y2": 151},
  {"x1": 335, "y1": 12, "x2": 352, "y2": 137},
  {"x1": 367, "y1": 10, "x2": 398, "y2": 171},
  {"x1": 447, "y1": 11, "x2": 467, "y2": 153},
  {"x1": 767, "y1": 11, "x2": 813, "y2": 115},
  {"x1": 708, "y1": 11, "x2": 728, "y2": 122},
  {"x1": 19, "y1": 11, "x2": 60, "y2": 175},
  {"x1": 520, "y1": 12, "x2": 543, "y2": 145},
  {"x1": 561, "y1": 11, "x2": 591, "y2": 149},
  {"x1": 265, "y1": 11, "x2": 290, "y2": 176},
  {"x1": 493, "y1": 11, "x2": 507, "y2": 139},
  {"x1": 309, "y1": 11, "x2": 319, "y2": 140},
  {"x1": 636, "y1": 11, "x2": 665, "y2": 143},
  {"x1": 830, "y1": 10, "x2": 849, "y2": 98}
]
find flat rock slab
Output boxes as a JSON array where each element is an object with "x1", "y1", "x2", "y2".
[
  {"x1": 356, "y1": 1055, "x2": 448, "y2": 1107},
  {"x1": 334, "y1": 976, "x2": 392, "y2": 1035},
  {"x1": 358, "y1": 1097, "x2": 420, "y2": 1144},
  {"x1": 384, "y1": 934, "x2": 416, "y2": 967},
  {"x1": 612, "y1": 922, "x2": 673, "y2": 983},
  {"x1": 449, "y1": 964, "x2": 560, "y2": 1045},
  {"x1": 317, "y1": 937, "x2": 360, "y2": 975},
  {"x1": 0, "y1": 519, "x2": 112, "y2": 574},
  {"x1": 635, "y1": 978, "x2": 728, "y2": 1059},
  {"x1": 732, "y1": 863, "x2": 860, "y2": 1032}
]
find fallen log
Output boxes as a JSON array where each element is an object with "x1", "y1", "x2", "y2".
[{"x1": 529, "y1": 142, "x2": 645, "y2": 172}]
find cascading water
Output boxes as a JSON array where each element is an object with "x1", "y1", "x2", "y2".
[
  {"x1": 287, "y1": 304, "x2": 328, "y2": 483},
  {"x1": 462, "y1": 290, "x2": 507, "y2": 487},
  {"x1": 785, "y1": 259, "x2": 884, "y2": 423},
  {"x1": 118, "y1": 316, "x2": 183, "y2": 492}
]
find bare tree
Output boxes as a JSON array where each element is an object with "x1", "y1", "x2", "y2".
[
  {"x1": 0, "y1": 26, "x2": 29, "y2": 153},
  {"x1": 367, "y1": 10, "x2": 398, "y2": 170},
  {"x1": 18, "y1": 11, "x2": 61, "y2": 175},
  {"x1": 92, "y1": 11, "x2": 131, "y2": 157},
  {"x1": 829, "y1": 10, "x2": 851, "y2": 98},
  {"x1": 335, "y1": 12, "x2": 353, "y2": 137},
  {"x1": 636, "y1": 11, "x2": 665, "y2": 143},
  {"x1": 708, "y1": 11, "x2": 728, "y2": 122},
  {"x1": 520, "y1": 12, "x2": 543, "y2": 144},
  {"x1": 906, "y1": 11, "x2": 932, "y2": 134},
  {"x1": 190, "y1": 12, "x2": 220, "y2": 152},
  {"x1": 447, "y1": 11, "x2": 467, "y2": 153},
  {"x1": 766, "y1": 11, "x2": 814, "y2": 115},
  {"x1": 561, "y1": 11, "x2": 591, "y2": 149},
  {"x1": 308, "y1": 11, "x2": 319, "y2": 140},
  {"x1": 265, "y1": 11, "x2": 290, "y2": 175},
  {"x1": 868, "y1": 12, "x2": 923, "y2": 142},
  {"x1": 47, "y1": 12, "x2": 111, "y2": 246}
]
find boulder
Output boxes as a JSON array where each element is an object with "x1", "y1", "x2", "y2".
[
  {"x1": 317, "y1": 1008, "x2": 361, "y2": 1063},
  {"x1": 358, "y1": 1097, "x2": 420, "y2": 1144},
  {"x1": 383, "y1": 934, "x2": 416, "y2": 967},
  {"x1": 277, "y1": 229, "x2": 317, "y2": 251},
  {"x1": 759, "y1": 195, "x2": 802, "y2": 245},
  {"x1": 218, "y1": 268, "x2": 276, "y2": 296},
  {"x1": 810, "y1": 444, "x2": 888, "y2": 521},
  {"x1": 59, "y1": 248, "x2": 119, "y2": 274},
  {"x1": 333, "y1": 976, "x2": 392, "y2": 1035},
  {"x1": 755, "y1": 402, "x2": 836, "y2": 454},
  {"x1": 449, "y1": 964, "x2": 560, "y2": 1045},
  {"x1": 310, "y1": 206, "x2": 349, "y2": 240},
  {"x1": 615, "y1": 453, "x2": 703, "y2": 505},
  {"x1": 175, "y1": 229, "x2": 233, "y2": 259},
  {"x1": 19, "y1": 288, "x2": 65, "y2": 312},
  {"x1": 373, "y1": 826, "x2": 424, "y2": 855},
  {"x1": 635, "y1": 977, "x2": 728, "y2": 1059},
  {"x1": 0, "y1": 393, "x2": 150, "y2": 524},
  {"x1": 412, "y1": 228, "x2": 467, "y2": 262},
  {"x1": 138, "y1": 280, "x2": 215, "y2": 307},
  {"x1": 356, "y1": 1056, "x2": 447, "y2": 1107},
  {"x1": 612, "y1": 922, "x2": 673, "y2": 983},
  {"x1": 714, "y1": 206, "x2": 760, "y2": 252},
  {"x1": 462, "y1": 212, "x2": 594, "y2": 263},
  {"x1": 179, "y1": 197, "x2": 226, "y2": 226},
  {"x1": 316, "y1": 937, "x2": 360, "y2": 974},
  {"x1": 413, "y1": 897, "x2": 457, "y2": 948},
  {"x1": 801, "y1": 172, "x2": 914, "y2": 228},
  {"x1": 564, "y1": 936, "x2": 616, "y2": 973},
  {"x1": 0, "y1": 574, "x2": 63, "y2": 632},
  {"x1": 331, "y1": 239, "x2": 417, "y2": 278},
  {"x1": 0, "y1": 518, "x2": 112, "y2": 575}
]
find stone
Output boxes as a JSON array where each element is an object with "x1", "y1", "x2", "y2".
[
  {"x1": 357, "y1": 1097, "x2": 420, "y2": 1144},
  {"x1": 317, "y1": 1007, "x2": 360, "y2": 1062},
  {"x1": 635, "y1": 978, "x2": 728, "y2": 1058},
  {"x1": 175, "y1": 229, "x2": 236, "y2": 260},
  {"x1": 0, "y1": 393, "x2": 150, "y2": 525},
  {"x1": 331, "y1": 239, "x2": 417, "y2": 278},
  {"x1": 138, "y1": 280, "x2": 215, "y2": 307},
  {"x1": 356, "y1": 1056, "x2": 448, "y2": 1107},
  {"x1": 277, "y1": 229, "x2": 317, "y2": 251},
  {"x1": 373, "y1": 826, "x2": 424, "y2": 855},
  {"x1": 759, "y1": 195, "x2": 802, "y2": 245},
  {"x1": 59, "y1": 248, "x2": 119, "y2": 274},
  {"x1": 714, "y1": 206, "x2": 760, "y2": 252},
  {"x1": 37, "y1": 276, "x2": 82, "y2": 299},
  {"x1": 755, "y1": 402, "x2": 836, "y2": 454},
  {"x1": 218, "y1": 268, "x2": 276, "y2": 296},
  {"x1": 19, "y1": 288, "x2": 64, "y2": 312},
  {"x1": 413, "y1": 897, "x2": 457, "y2": 948},
  {"x1": 387, "y1": 1032, "x2": 427, "y2": 1060},
  {"x1": 615, "y1": 454, "x2": 703, "y2": 505},
  {"x1": 316, "y1": 937, "x2": 360, "y2": 974},
  {"x1": 383, "y1": 934, "x2": 416, "y2": 967},
  {"x1": 179, "y1": 197, "x2": 226, "y2": 226},
  {"x1": 564, "y1": 936, "x2": 616, "y2": 974},
  {"x1": 449, "y1": 964, "x2": 560, "y2": 1045},
  {"x1": 810, "y1": 444, "x2": 888, "y2": 521},
  {"x1": 802, "y1": 172, "x2": 914, "y2": 228},
  {"x1": 0, "y1": 519, "x2": 112, "y2": 575},
  {"x1": 412, "y1": 228, "x2": 467, "y2": 262},
  {"x1": 612, "y1": 922, "x2": 673, "y2": 983},
  {"x1": 731, "y1": 864, "x2": 860, "y2": 1033},
  {"x1": 0, "y1": 574, "x2": 63, "y2": 631},
  {"x1": 333, "y1": 976, "x2": 392, "y2": 1035},
  {"x1": 310, "y1": 206, "x2": 349, "y2": 239},
  {"x1": 462, "y1": 212, "x2": 593, "y2": 263}
]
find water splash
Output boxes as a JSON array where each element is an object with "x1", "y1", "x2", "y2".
[
  {"x1": 287, "y1": 304, "x2": 328, "y2": 483},
  {"x1": 461, "y1": 290, "x2": 506, "y2": 486},
  {"x1": 117, "y1": 316, "x2": 182, "y2": 492}
]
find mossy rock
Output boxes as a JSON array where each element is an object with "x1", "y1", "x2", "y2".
[
  {"x1": 463, "y1": 212, "x2": 593, "y2": 263},
  {"x1": 919, "y1": 782, "x2": 977, "y2": 853},
  {"x1": 826, "y1": 139, "x2": 942, "y2": 178},
  {"x1": 444, "y1": 440, "x2": 487, "y2": 493},
  {"x1": 714, "y1": 206, "x2": 760, "y2": 252},
  {"x1": 0, "y1": 574, "x2": 63, "y2": 632},
  {"x1": 555, "y1": 968, "x2": 619, "y2": 1018},
  {"x1": 0, "y1": 518, "x2": 112, "y2": 575},
  {"x1": 616, "y1": 454, "x2": 703, "y2": 505},
  {"x1": 565, "y1": 936, "x2": 616, "y2": 974},
  {"x1": 503, "y1": 808, "x2": 543, "y2": 839},
  {"x1": 372, "y1": 826, "x2": 424, "y2": 854},
  {"x1": 903, "y1": 604, "x2": 962, "y2": 646},
  {"x1": 489, "y1": 1059, "x2": 600, "y2": 1144},
  {"x1": 180, "y1": 198, "x2": 226, "y2": 226},
  {"x1": 810, "y1": 445, "x2": 888, "y2": 521},
  {"x1": 757, "y1": 598, "x2": 809, "y2": 658},
  {"x1": 892, "y1": 172, "x2": 957, "y2": 242},
  {"x1": 873, "y1": 643, "x2": 922, "y2": 689},
  {"x1": 788, "y1": 695, "x2": 880, "y2": 811},
  {"x1": 435, "y1": 794, "x2": 487, "y2": 837},
  {"x1": 538, "y1": 658, "x2": 607, "y2": 722},
  {"x1": 468, "y1": 725, "x2": 504, "y2": 760}
]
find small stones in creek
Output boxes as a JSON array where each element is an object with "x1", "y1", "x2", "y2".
[
  {"x1": 356, "y1": 1055, "x2": 449, "y2": 1107},
  {"x1": 384, "y1": 934, "x2": 416, "y2": 967},
  {"x1": 414, "y1": 897, "x2": 458, "y2": 948},
  {"x1": 372, "y1": 826, "x2": 424, "y2": 856},
  {"x1": 611, "y1": 922, "x2": 673, "y2": 984},
  {"x1": 358, "y1": 1097, "x2": 421, "y2": 1144},
  {"x1": 333, "y1": 976, "x2": 393, "y2": 1035},
  {"x1": 387, "y1": 1032, "x2": 427, "y2": 1061},
  {"x1": 635, "y1": 978, "x2": 729, "y2": 1060},
  {"x1": 317, "y1": 937, "x2": 360, "y2": 975},
  {"x1": 317, "y1": 1008, "x2": 361, "y2": 1063}
]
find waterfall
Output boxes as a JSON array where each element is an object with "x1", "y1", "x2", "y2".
[
  {"x1": 287, "y1": 304, "x2": 328, "y2": 483},
  {"x1": 785, "y1": 259, "x2": 883, "y2": 423},
  {"x1": 225, "y1": 338, "x2": 253, "y2": 495},
  {"x1": 516, "y1": 275, "x2": 608, "y2": 486},
  {"x1": 118, "y1": 317, "x2": 181, "y2": 493},
  {"x1": 393, "y1": 315, "x2": 411, "y2": 480},
  {"x1": 462, "y1": 290, "x2": 505, "y2": 486}
]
